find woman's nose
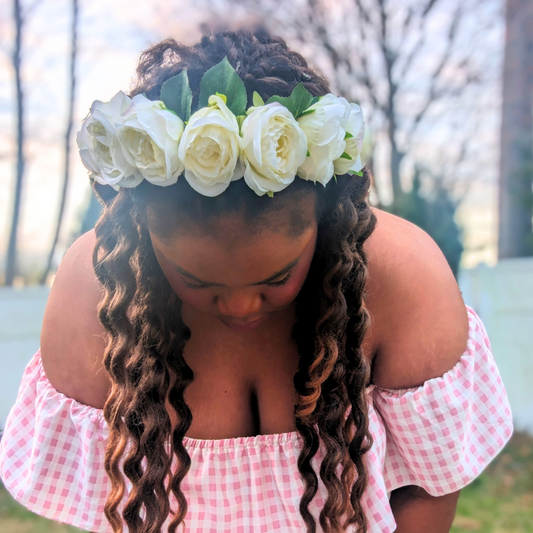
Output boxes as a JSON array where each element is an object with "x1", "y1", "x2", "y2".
[{"x1": 215, "y1": 290, "x2": 263, "y2": 318}]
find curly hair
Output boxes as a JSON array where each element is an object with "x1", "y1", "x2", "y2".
[{"x1": 90, "y1": 28, "x2": 378, "y2": 533}]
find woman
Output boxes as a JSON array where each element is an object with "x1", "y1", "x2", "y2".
[{"x1": 0, "y1": 29, "x2": 513, "y2": 533}]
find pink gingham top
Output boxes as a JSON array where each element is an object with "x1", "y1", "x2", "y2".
[{"x1": 0, "y1": 305, "x2": 513, "y2": 532}]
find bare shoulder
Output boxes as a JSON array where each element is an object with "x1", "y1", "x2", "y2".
[
  {"x1": 40, "y1": 228, "x2": 111, "y2": 409},
  {"x1": 363, "y1": 207, "x2": 469, "y2": 389}
]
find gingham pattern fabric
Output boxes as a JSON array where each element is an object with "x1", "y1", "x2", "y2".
[{"x1": 0, "y1": 305, "x2": 513, "y2": 532}]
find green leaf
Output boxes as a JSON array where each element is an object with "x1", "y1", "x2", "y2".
[
  {"x1": 266, "y1": 82, "x2": 314, "y2": 118},
  {"x1": 266, "y1": 95, "x2": 292, "y2": 114},
  {"x1": 215, "y1": 92, "x2": 227, "y2": 104},
  {"x1": 299, "y1": 108, "x2": 316, "y2": 117},
  {"x1": 306, "y1": 150, "x2": 311, "y2": 157},
  {"x1": 160, "y1": 70, "x2": 193, "y2": 122},
  {"x1": 344, "y1": 131, "x2": 354, "y2": 139},
  {"x1": 266, "y1": 190, "x2": 274, "y2": 198},
  {"x1": 349, "y1": 170, "x2": 364, "y2": 177},
  {"x1": 253, "y1": 91, "x2": 265, "y2": 107},
  {"x1": 199, "y1": 56, "x2": 247, "y2": 116},
  {"x1": 340, "y1": 152, "x2": 353, "y2": 160},
  {"x1": 333, "y1": 174, "x2": 338, "y2": 183},
  {"x1": 236, "y1": 115, "x2": 246, "y2": 129},
  {"x1": 289, "y1": 83, "x2": 315, "y2": 118}
]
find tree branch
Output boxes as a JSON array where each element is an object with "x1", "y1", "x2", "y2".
[
  {"x1": 353, "y1": 4, "x2": 387, "y2": 113},
  {"x1": 306, "y1": 0, "x2": 345, "y2": 70},
  {"x1": 353, "y1": 0, "x2": 373, "y2": 26},
  {"x1": 400, "y1": 6, "x2": 415, "y2": 47},
  {"x1": 406, "y1": 3, "x2": 463, "y2": 143},
  {"x1": 421, "y1": 0, "x2": 441, "y2": 18},
  {"x1": 397, "y1": 0, "x2": 446, "y2": 80}
]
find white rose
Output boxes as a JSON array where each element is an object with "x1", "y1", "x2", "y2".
[
  {"x1": 241, "y1": 103, "x2": 308, "y2": 196},
  {"x1": 76, "y1": 90, "x2": 141, "y2": 190},
  {"x1": 178, "y1": 94, "x2": 244, "y2": 197},
  {"x1": 333, "y1": 103, "x2": 365, "y2": 176},
  {"x1": 296, "y1": 93, "x2": 351, "y2": 185},
  {"x1": 119, "y1": 94, "x2": 185, "y2": 187}
]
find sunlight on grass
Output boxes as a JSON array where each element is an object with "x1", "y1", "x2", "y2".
[
  {"x1": 451, "y1": 431, "x2": 533, "y2": 533},
  {"x1": 0, "y1": 481, "x2": 82, "y2": 533}
]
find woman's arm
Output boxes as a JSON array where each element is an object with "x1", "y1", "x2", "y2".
[
  {"x1": 40, "y1": 229, "x2": 110, "y2": 409},
  {"x1": 364, "y1": 208, "x2": 469, "y2": 391},
  {"x1": 364, "y1": 209, "x2": 469, "y2": 530},
  {"x1": 389, "y1": 486, "x2": 461, "y2": 533}
]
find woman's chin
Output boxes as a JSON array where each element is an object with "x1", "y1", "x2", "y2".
[{"x1": 219, "y1": 314, "x2": 269, "y2": 332}]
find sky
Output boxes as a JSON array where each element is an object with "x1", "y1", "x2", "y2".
[
  {"x1": 0, "y1": 0, "x2": 505, "y2": 279},
  {"x1": 0, "y1": 0, "x2": 212, "y2": 271}
]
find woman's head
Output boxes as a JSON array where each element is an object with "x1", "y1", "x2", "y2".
[
  {"x1": 91, "y1": 28, "x2": 377, "y2": 533},
  {"x1": 145, "y1": 179, "x2": 319, "y2": 330}
]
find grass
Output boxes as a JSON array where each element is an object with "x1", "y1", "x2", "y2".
[
  {"x1": 0, "y1": 483, "x2": 81, "y2": 533},
  {"x1": 1, "y1": 432, "x2": 532, "y2": 532},
  {"x1": 450, "y1": 431, "x2": 533, "y2": 533}
]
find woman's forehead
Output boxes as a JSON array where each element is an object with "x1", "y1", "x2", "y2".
[
  {"x1": 150, "y1": 224, "x2": 317, "y2": 285},
  {"x1": 145, "y1": 186, "x2": 319, "y2": 242}
]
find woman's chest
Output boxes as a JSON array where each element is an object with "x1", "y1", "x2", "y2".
[{"x1": 165, "y1": 328, "x2": 301, "y2": 440}]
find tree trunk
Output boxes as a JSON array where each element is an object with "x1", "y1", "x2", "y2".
[
  {"x1": 390, "y1": 142, "x2": 404, "y2": 201},
  {"x1": 498, "y1": 0, "x2": 533, "y2": 259},
  {"x1": 40, "y1": 0, "x2": 79, "y2": 284},
  {"x1": 5, "y1": 0, "x2": 25, "y2": 286}
]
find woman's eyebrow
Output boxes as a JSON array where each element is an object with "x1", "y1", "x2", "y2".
[{"x1": 169, "y1": 257, "x2": 301, "y2": 287}]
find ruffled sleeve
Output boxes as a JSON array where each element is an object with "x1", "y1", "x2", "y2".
[
  {"x1": 0, "y1": 349, "x2": 114, "y2": 533},
  {"x1": 369, "y1": 304, "x2": 514, "y2": 497}
]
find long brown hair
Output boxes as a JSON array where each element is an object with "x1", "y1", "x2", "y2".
[{"x1": 91, "y1": 29, "x2": 377, "y2": 533}]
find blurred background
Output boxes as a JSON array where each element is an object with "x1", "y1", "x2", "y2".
[{"x1": 0, "y1": 0, "x2": 532, "y2": 531}]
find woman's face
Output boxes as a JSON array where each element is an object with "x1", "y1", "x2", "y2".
[{"x1": 149, "y1": 214, "x2": 317, "y2": 333}]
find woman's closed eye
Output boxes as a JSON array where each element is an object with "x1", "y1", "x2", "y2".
[
  {"x1": 265, "y1": 271, "x2": 293, "y2": 287},
  {"x1": 181, "y1": 271, "x2": 293, "y2": 290}
]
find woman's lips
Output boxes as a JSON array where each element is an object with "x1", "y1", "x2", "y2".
[{"x1": 219, "y1": 314, "x2": 269, "y2": 331}]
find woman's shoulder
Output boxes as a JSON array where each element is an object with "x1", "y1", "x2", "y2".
[
  {"x1": 39, "y1": 210, "x2": 469, "y2": 405},
  {"x1": 364, "y1": 207, "x2": 469, "y2": 390},
  {"x1": 40, "y1": 228, "x2": 110, "y2": 409}
]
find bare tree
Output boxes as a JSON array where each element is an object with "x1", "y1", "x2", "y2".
[
  {"x1": 193, "y1": 0, "x2": 499, "y2": 207},
  {"x1": 498, "y1": 0, "x2": 533, "y2": 259},
  {"x1": 40, "y1": 0, "x2": 79, "y2": 285},
  {"x1": 4, "y1": 0, "x2": 45, "y2": 286},
  {"x1": 4, "y1": 0, "x2": 25, "y2": 287}
]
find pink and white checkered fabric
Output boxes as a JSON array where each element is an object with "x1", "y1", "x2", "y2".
[{"x1": 0, "y1": 305, "x2": 513, "y2": 532}]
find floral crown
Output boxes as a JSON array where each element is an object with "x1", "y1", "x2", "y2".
[{"x1": 76, "y1": 56, "x2": 365, "y2": 198}]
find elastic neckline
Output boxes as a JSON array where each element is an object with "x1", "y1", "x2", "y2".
[{"x1": 182, "y1": 430, "x2": 303, "y2": 450}]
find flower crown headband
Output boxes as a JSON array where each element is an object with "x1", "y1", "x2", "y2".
[{"x1": 77, "y1": 56, "x2": 365, "y2": 198}]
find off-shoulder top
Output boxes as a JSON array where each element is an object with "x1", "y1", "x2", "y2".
[{"x1": 0, "y1": 305, "x2": 513, "y2": 532}]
